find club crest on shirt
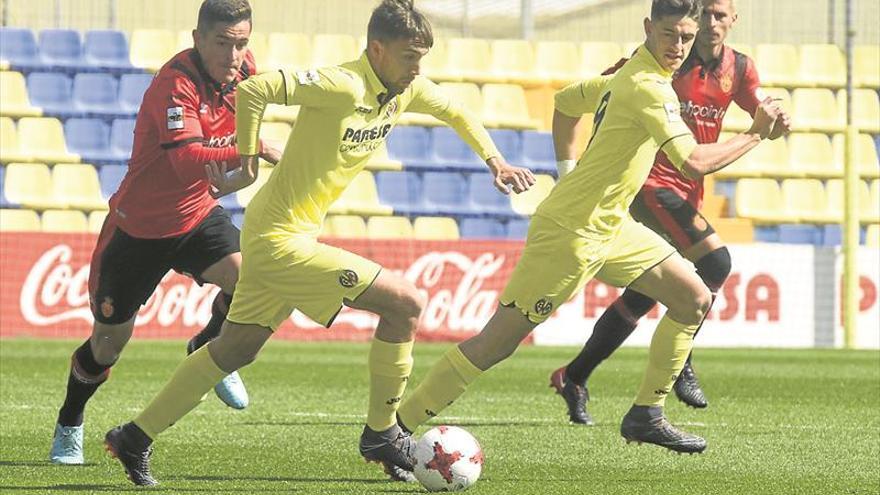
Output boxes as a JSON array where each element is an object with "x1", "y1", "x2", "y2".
[
  {"x1": 384, "y1": 99, "x2": 399, "y2": 119},
  {"x1": 339, "y1": 269, "x2": 359, "y2": 288},
  {"x1": 199, "y1": 103, "x2": 209, "y2": 114},
  {"x1": 720, "y1": 73, "x2": 733, "y2": 93},
  {"x1": 296, "y1": 69, "x2": 320, "y2": 86},
  {"x1": 663, "y1": 102, "x2": 682, "y2": 123},
  {"x1": 534, "y1": 298, "x2": 554, "y2": 316},
  {"x1": 166, "y1": 106, "x2": 184, "y2": 130}
]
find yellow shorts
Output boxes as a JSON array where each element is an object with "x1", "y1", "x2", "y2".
[
  {"x1": 500, "y1": 215, "x2": 675, "y2": 324},
  {"x1": 228, "y1": 231, "x2": 381, "y2": 330}
]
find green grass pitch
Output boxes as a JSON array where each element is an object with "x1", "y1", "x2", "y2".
[{"x1": 1, "y1": 339, "x2": 878, "y2": 494}]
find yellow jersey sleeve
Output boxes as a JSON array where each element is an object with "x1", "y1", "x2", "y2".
[
  {"x1": 630, "y1": 78, "x2": 697, "y2": 170},
  {"x1": 554, "y1": 75, "x2": 613, "y2": 117},
  {"x1": 405, "y1": 77, "x2": 499, "y2": 161}
]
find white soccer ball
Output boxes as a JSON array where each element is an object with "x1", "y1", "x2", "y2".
[{"x1": 413, "y1": 425, "x2": 483, "y2": 492}]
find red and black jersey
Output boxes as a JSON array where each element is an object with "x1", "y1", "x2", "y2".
[{"x1": 108, "y1": 48, "x2": 256, "y2": 238}]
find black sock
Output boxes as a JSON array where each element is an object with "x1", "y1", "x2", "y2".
[
  {"x1": 188, "y1": 292, "x2": 232, "y2": 352},
  {"x1": 57, "y1": 339, "x2": 113, "y2": 427},
  {"x1": 565, "y1": 290, "x2": 657, "y2": 386}
]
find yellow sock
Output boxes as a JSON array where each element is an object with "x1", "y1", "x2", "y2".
[
  {"x1": 366, "y1": 338, "x2": 414, "y2": 432},
  {"x1": 634, "y1": 315, "x2": 698, "y2": 407},
  {"x1": 133, "y1": 346, "x2": 227, "y2": 439},
  {"x1": 397, "y1": 345, "x2": 483, "y2": 431}
]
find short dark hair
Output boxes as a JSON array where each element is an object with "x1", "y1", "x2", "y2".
[
  {"x1": 197, "y1": 0, "x2": 252, "y2": 33},
  {"x1": 650, "y1": 0, "x2": 702, "y2": 21},
  {"x1": 367, "y1": 0, "x2": 434, "y2": 48}
]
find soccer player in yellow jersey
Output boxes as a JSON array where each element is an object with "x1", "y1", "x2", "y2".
[
  {"x1": 102, "y1": 0, "x2": 535, "y2": 486},
  {"x1": 393, "y1": 0, "x2": 782, "y2": 455}
]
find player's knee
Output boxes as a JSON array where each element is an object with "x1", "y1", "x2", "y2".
[
  {"x1": 397, "y1": 287, "x2": 426, "y2": 331},
  {"x1": 694, "y1": 246, "x2": 731, "y2": 293},
  {"x1": 669, "y1": 283, "x2": 712, "y2": 325}
]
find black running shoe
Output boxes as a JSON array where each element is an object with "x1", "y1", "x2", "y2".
[
  {"x1": 359, "y1": 424, "x2": 416, "y2": 478},
  {"x1": 673, "y1": 361, "x2": 708, "y2": 409},
  {"x1": 104, "y1": 425, "x2": 158, "y2": 486},
  {"x1": 620, "y1": 406, "x2": 707, "y2": 454},
  {"x1": 549, "y1": 367, "x2": 594, "y2": 425}
]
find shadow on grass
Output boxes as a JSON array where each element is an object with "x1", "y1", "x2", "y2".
[{"x1": 0, "y1": 460, "x2": 101, "y2": 467}]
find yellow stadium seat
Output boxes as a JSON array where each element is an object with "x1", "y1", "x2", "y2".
[
  {"x1": 235, "y1": 165, "x2": 272, "y2": 208},
  {"x1": 621, "y1": 42, "x2": 642, "y2": 58},
  {"x1": 259, "y1": 122, "x2": 292, "y2": 149},
  {"x1": 846, "y1": 89, "x2": 880, "y2": 134},
  {"x1": 825, "y1": 179, "x2": 876, "y2": 224},
  {"x1": 534, "y1": 41, "x2": 579, "y2": 87},
  {"x1": 4, "y1": 162, "x2": 61, "y2": 210},
  {"x1": 330, "y1": 171, "x2": 392, "y2": 216},
  {"x1": 176, "y1": 30, "x2": 193, "y2": 52},
  {"x1": 0, "y1": 72, "x2": 41, "y2": 118},
  {"x1": 17, "y1": 117, "x2": 79, "y2": 163},
  {"x1": 831, "y1": 133, "x2": 880, "y2": 179},
  {"x1": 42, "y1": 209, "x2": 88, "y2": 233},
  {"x1": 364, "y1": 144, "x2": 402, "y2": 172},
  {"x1": 788, "y1": 133, "x2": 839, "y2": 179},
  {"x1": 781, "y1": 179, "x2": 827, "y2": 223},
  {"x1": 52, "y1": 163, "x2": 108, "y2": 211},
  {"x1": 719, "y1": 137, "x2": 792, "y2": 178},
  {"x1": 489, "y1": 40, "x2": 542, "y2": 87},
  {"x1": 722, "y1": 103, "x2": 752, "y2": 132},
  {"x1": 482, "y1": 84, "x2": 541, "y2": 130},
  {"x1": 323, "y1": 215, "x2": 367, "y2": 238},
  {"x1": 244, "y1": 32, "x2": 267, "y2": 67},
  {"x1": 755, "y1": 44, "x2": 800, "y2": 87},
  {"x1": 444, "y1": 38, "x2": 492, "y2": 83},
  {"x1": 0, "y1": 209, "x2": 41, "y2": 232},
  {"x1": 867, "y1": 224, "x2": 880, "y2": 247},
  {"x1": 419, "y1": 39, "x2": 451, "y2": 81},
  {"x1": 264, "y1": 33, "x2": 311, "y2": 72},
  {"x1": 511, "y1": 174, "x2": 555, "y2": 215},
  {"x1": 762, "y1": 87, "x2": 793, "y2": 111},
  {"x1": 734, "y1": 178, "x2": 790, "y2": 223},
  {"x1": 311, "y1": 34, "x2": 358, "y2": 67},
  {"x1": 88, "y1": 210, "x2": 107, "y2": 233},
  {"x1": 791, "y1": 89, "x2": 844, "y2": 133},
  {"x1": 726, "y1": 43, "x2": 753, "y2": 58},
  {"x1": 798, "y1": 44, "x2": 845, "y2": 88},
  {"x1": 367, "y1": 216, "x2": 413, "y2": 239},
  {"x1": 413, "y1": 216, "x2": 459, "y2": 240},
  {"x1": 0, "y1": 117, "x2": 33, "y2": 163},
  {"x1": 854, "y1": 45, "x2": 880, "y2": 89},
  {"x1": 580, "y1": 42, "x2": 623, "y2": 77},
  {"x1": 130, "y1": 29, "x2": 176, "y2": 72},
  {"x1": 870, "y1": 180, "x2": 880, "y2": 220}
]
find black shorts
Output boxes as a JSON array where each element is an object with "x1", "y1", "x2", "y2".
[
  {"x1": 629, "y1": 187, "x2": 715, "y2": 252},
  {"x1": 88, "y1": 207, "x2": 240, "y2": 324}
]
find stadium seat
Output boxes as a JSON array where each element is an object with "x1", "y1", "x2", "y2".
[
  {"x1": 264, "y1": 33, "x2": 311, "y2": 72},
  {"x1": 3, "y1": 162, "x2": 59, "y2": 210},
  {"x1": 367, "y1": 216, "x2": 413, "y2": 239},
  {"x1": 324, "y1": 215, "x2": 367, "y2": 238},
  {"x1": 442, "y1": 38, "x2": 493, "y2": 83},
  {"x1": 99, "y1": 166, "x2": 127, "y2": 199},
  {"x1": 38, "y1": 29, "x2": 83, "y2": 70},
  {"x1": 109, "y1": 118, "x2": 136, "y2": 162},
  {"x1": 239, "y1": 32, "x2": 266, "y2": 67},
  {"x1": 311, "y1": 34, "x2": 358, "y2": 67},
  {"x1": 130, "y1": 29, "x2": 176, "y2": 72},
  {"x1": 413, "y1": 216, "x2": 459, "y2": 240},
  {"x1": 87, "y1": 210, "x2": 107, "y2": 233},
  {"x1": 734, "y1": 178, "x2": 789, "y2": 223},
  {"x1": 175, "y1": 30, "x2": 193, "y2": 53},
  {"x1": 521, "y1": 131, "x2": 555, "y2": 174},
  {"x1": 0, "y1": 117, "x2": 32, "y2": 163},
  {"x1": 831, "y1": 133, "x2": 880, "y2": 179},
  {"x1": 118, "y1": 73, "x2": 154, "y2": 113},
  {"x1": 489, "y1": 39, "x2": 540, "y2": 86},
  {"x1": 419, "y1": 38, "x2": 449, "y2": 81},
  {"x1": 534, "y1": 41, "x2": 579, "y2": 87},
  {"x1": 798, "y1": 44, "x2": 845, "y2": 88},
  {"x1": 0, "y1": 167, "x2": 8, "y2": 208},
  {"x1": 854, "y1": 45, "x2": 880, "y2": 89},
  {"x1": 0, "y1": 27, "x2": 40, "y2": 67},
  {"x1": 422, "y1": 171, "x2": 469, "y2": 215},
  {"x1": 755, "y1": 44, "x2": 800, "y2": 87},
  {"x1": 778, "y1": 224, "x2": 821, "y2": 244},
  {"x1": 0, "y1": 71, "x2": 42, "y2": 117},
  {"x1": 825, "y1": 179, "x2": 876, "y2": 224},
  {"x1": 65, "y1": 118, "x2": 114, "y2": 163},
  {"x1": 791, "y1": 88, "x2": 844, "y2": 133},
  {"x1": 461, "y1": 217, "x2": 506, "y2": 239},
  {"x1": 788, "y1": 133, "x2": 838, "y2": 178},
  {"x1": 726, "y1": 43, "x2": 753, "y2": 58},
  {"x1": 429, "y1": 127, "x2": 483, "y2": 171},
  {"x1": 506, "y1": 218, "x2": 530, "y2": 239},
  {"x1": 0, "y1": 208, "x2": 41, "y2": 232},
  {"x1": 719, "y1": 135, "x2": 792, "y2": 178},
  {"x1": 375, "y1": 170, "x2": 422, "y2": 214},
  {"x1": 579, "y1": 42, "x2": 623, "y2": 77},
  {"x1": 867, "y1": 224, "x2": 880, "y2": 247},
  {"x1": 780, "y1": 179, "x2": 827, "y2": 222},
  {"x1": 870, "y1": 180, "x2": 880, "y2": 221},
  {"x1": 386, "y1": 126, "x2": 431, "y2": 165},
  {"x1": 17, "y1": 117, "x2": 80, "y2": 163},
  {"x1": 42, "y1": 209, "x2": 88, "y2": 232},
  {"x1": 467, "y1": 172, "x2": 517, "y2": 217},
  {"x1": 510, "y1": 174, "x2": 555, "y2": 216},
  {"x1": 482, "y1": 84, "x2": 541, "y2": 130},
  {"x1": 26, "y1": 72, "x2": 74, "y2": 116},
  {"x1": 721, "y1": 101, "x2": 752, "y2": 132},
  {"x1": 73, "y1": 73, "x2": 120, "y2": 115},
  {"x1": 83, "y1": 30, "x2": 133, "y2": 70},
  {"x1": 847, "y1": 89, "x2": 880, "y2": 134},
  {"x1": 52, "y1": 163, "x2": 107, "y2": 211},
  {"x1": 235, "y1": 166, "x2": 272, "y2": 208},
  {"x1": 488, "y1": 129, "x2": 522, "y2": 164},
  {"x1": 329, "y1": 171, "x2": 391, "y2": 216}
]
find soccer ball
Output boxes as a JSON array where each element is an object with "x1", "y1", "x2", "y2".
[{"x1": 413, "y1": 426, "x2": 483, "y2": 492}]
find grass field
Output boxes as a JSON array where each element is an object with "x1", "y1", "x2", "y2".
[{"x1": 1, "y1": 339, "x2": 878, "y2": 494}]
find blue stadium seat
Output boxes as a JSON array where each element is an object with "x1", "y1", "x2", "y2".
[
  {"x1": 0, "y1": 27, "x2": 40, "y2": 67},
  {"x1": 467, "y1": 173, "x2": 517, "y2": 217},
  {"x1": 83, "y1": 30, "x2": 133, "y2": 71},
  {"x1": 460, "y1": 218, "x2": 506, "y2": 239},
  {"x1": 422, "y1": 171, "x2": 470, "y2": 215},
  {"x1": 73, "y1": 73, "x2": 120, "y2": 115},
  {"x1": 375, "y1": 170, "x2": 423, "y2": 215},
  {"x1": 118, "y1": 73, "x2": 153, "y2": 113},
  {"x1": 753, "y1": 226, "x2": 780, "y2": 243},
  {"x1": 386, "y1": 126, "x2": 430, "y2": 165},
  {"x1": 65, "y1": 118, "x2": 115, "y2": 163},
  {"x1": 99, "y1": 166, "x2": 127, "y2": 199},
  {"x1": 821, "y1": 225, "x2": 842, "y2": 246},
  {"x1": 26, "y1": 72, "x2": 75, "y2": 116},
  {"x1": 488, "y1": 129, "x2": 522, "y2": 164},
  {"x1": 38, "y1": 29, "x2": 83, "y2": 70},
  {"x1": 109, "y1": 119, "x2": 136, "y2": 162},
  {"x1": 521, "y1": 131, "x2": 555, "y2": 175},
  {"x1": 506, "y1": 218, "x2": 530, "y2": 239},
  {"x1": 430, "y1": 127, "x2": 483, "y2": 171},
  {"x1": 778, "y1": 224, "x2": 821, "y2": 244},
  {"x1": 0, "y1": 167, "x2": 11, "y2": 208}
]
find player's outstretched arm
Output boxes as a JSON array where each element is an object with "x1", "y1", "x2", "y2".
[{"x1": 487, "y1": 156, "x2": 536, "y2": 195}]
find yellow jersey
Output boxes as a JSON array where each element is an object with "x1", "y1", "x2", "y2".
[
  {"x1": 538, "y1": 45, "x2": 697, "y2": 241},
  {"x1": 235, "y1": 52, "x2": 499, "y2": 236}
]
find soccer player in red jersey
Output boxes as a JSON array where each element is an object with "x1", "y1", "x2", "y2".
[
  {"x1": 549, "y1": 0, "x2": 792, "y2": 424},
  {"x1": 49, "y1": 0, "x2": 281, "y2": 464}
]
